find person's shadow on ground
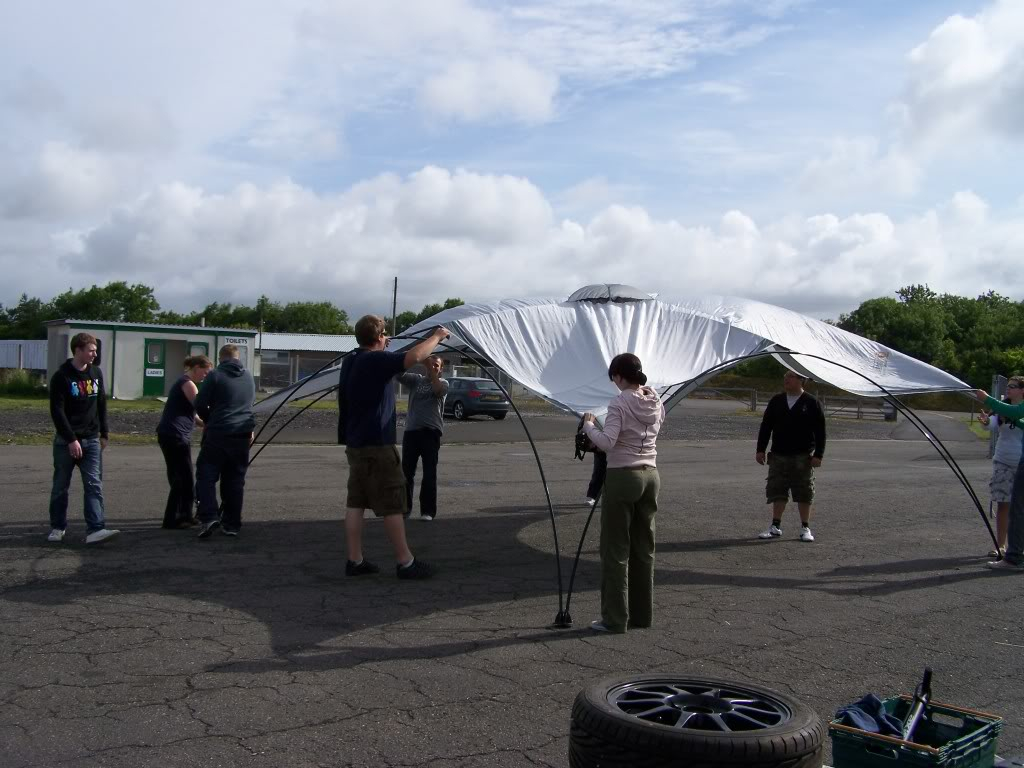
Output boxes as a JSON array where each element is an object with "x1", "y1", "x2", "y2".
[{"x1": 0, "y1": 508, "x2": 993, "y2": 673}]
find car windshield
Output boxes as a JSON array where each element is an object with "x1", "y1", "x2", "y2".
[{"x1": 472, "y1": 380, "x2": 502, "y2": 391}]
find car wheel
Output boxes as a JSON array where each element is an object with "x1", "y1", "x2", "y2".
[
  {"x1": 492, "y1": 412, "x2": 507, "y2": 420},
  {"x1": 569, "y1": 675, "x2": 824, "y2": 768},
  {"x1": 453, "y1": 401, "x2": 467, "y2": 420}
]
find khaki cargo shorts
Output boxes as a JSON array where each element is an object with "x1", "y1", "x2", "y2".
[
  {"x1": 345, "y1": 445, "x2": 407, "y2": 516},
  {"x1": 765, "y1": 452, "x2": 815, "y2": 504}
]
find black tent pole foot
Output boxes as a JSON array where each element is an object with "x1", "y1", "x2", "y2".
[{"x1": 552, "y1": 610, "x2": 573, "y2": 628}]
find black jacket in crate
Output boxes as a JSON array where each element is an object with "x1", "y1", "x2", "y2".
[{"x1": 830, "y1": 696, "x2": 1002, "y2": 768}]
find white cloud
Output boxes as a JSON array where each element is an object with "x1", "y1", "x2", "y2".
[
  {"x1": 798, "y1": 0, "x2": 1024, "y2": 207},
  {"x1": 2, "y1": 141, "x2": 133, "y2": 219},
  {"x1": 900, "y1": 0, "x2": 1024, "y2": 146},
  {"x1": 294, "y1": 0, "x2": 789, "y2": 123},
  {"x1": 947, "y1": 190, "x2": 989, "y2": 226},
  {"x1": 420, "y1": 58, "x2": 558, "y2": 123},
  {"x1": 555, "y1": 177, "x2": 641, "y2": 217},
  {"x1": 690, "y1": 81, "x2": 748, "y2": 103},
  {"x1": 24, "y1": 169, "x2": 1022, "y2": 321},
  {"x1": 799, "y1": 137, "x2": 920, "y2": 202},
  {"x1": 391, "y1": 166, "x2": 553, "y2": 242}
]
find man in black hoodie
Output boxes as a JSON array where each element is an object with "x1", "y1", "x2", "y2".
[
  {"x1": 47, "y1": 332, "x2": 120, "y2": 544},
  {"x1": 755, "y1": 370, "x2": 826, "y2": 543},
  {"x1": 193, "y1": 344, "x2": 256, "y2": 539}
]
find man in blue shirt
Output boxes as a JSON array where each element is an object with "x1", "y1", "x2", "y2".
[{"x1": 339, "y1": 315, "x2": 450, "y2": 579}]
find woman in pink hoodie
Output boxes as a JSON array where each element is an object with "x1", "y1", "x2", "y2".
[{"x1": 582, "y1": 353, "x2": 666, "y2": 633}]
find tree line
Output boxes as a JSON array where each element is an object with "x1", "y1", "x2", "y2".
[
  {"x1": 0, "y1": 282, "x2": 464, "y2": 340},
  {"x1": 731, "y1": 284, "x2": 1024, "y2": 387}
]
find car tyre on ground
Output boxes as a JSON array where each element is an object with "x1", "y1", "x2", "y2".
[
  {"x1": 452, "y1": 401, "x2": 467, "y2": 420},
  {"x1": 569, "y1": 675, "x2": 824, "y2": 768}
]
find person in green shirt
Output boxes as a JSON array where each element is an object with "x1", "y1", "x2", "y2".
[{"x1": 973, "y1": 388, "x2": 1024, "y2": 570}]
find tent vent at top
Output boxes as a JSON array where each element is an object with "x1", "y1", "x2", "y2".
[{"x1": 567, "y1": 284, "x2": 653, "y2": 303}]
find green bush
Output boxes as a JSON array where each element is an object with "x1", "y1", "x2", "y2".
[{"x1": 0, "y1": 369, "x2": 47, "y2": 396}]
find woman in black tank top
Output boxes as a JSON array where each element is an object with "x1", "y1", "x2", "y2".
[{"x1": 156, "y1": 355, "x2": 213, "y2": 528}]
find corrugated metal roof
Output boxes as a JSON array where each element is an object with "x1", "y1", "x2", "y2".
[
  {"x1": 258, "y1": 333, "x2": 358, "y2": 353},
  {"x1": 45, "y1": 319, "x2": 257, "y2": 334}
]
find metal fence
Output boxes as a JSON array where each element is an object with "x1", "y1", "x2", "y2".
[
  {"x1": 691, "y1": 386, "x2": 897, "y2": 421},
  {"x1": 0, "y1": 340, "x2": 47, "y2": 370}
]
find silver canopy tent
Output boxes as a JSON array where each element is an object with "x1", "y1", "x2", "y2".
[{"x1": 255, "y1": 284, "x2": 970, "y2": 416}]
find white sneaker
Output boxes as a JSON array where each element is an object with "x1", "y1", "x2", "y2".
[
  {"x1": 46, "y1": 529, "x2": 66, "y2": 542},
  {"x1": 800, "y1": 527, "x2": 815, "y2": 542},
  {"x1": 584, "y1": 497, "x2": 596, "y2": 507},
  {"x1": 758, "y1": 525, "x2": 782, "y2": 539},
  {"x1": 420, "y1": 515, "x2": 434, "y2": 521},
  {"x1": 85, "y1": 529, "x2": 120, "y2": 545}
]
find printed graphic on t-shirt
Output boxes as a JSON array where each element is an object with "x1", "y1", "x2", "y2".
[{"x1": 70, "y1": 378, "x2": 101, "y2": 399}]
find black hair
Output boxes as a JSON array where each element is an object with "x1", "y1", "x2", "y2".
[{"x1": 608, "y1": 353, "x2": 647, "y2": 386}]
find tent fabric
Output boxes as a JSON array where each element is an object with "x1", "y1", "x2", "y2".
[{"x1": 254, "y1": 286, "x2": 970, "y2": 416}]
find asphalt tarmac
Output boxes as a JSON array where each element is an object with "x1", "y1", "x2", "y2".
[{"x1": 1, "y1": 414, "x2": 1020, "y2": 767}]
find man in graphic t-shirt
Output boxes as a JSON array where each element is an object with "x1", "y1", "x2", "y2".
[{"x1": 46, "y1": 332, "x2": 120, "y2": 545}]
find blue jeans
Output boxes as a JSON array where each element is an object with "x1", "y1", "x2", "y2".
[
  {"x1": 195, "y1": 433, "x2": 250, "y2": 530},
  {"x1": 49, "y1": 437, "x2": 105, "y2": 533},
  {"x1": 402, "y1": 428, "x2": 441, "y2": 518}
]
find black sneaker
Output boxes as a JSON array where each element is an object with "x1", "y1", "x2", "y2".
[
  {"x1": 197, "y1": 520, "x2": 221, "y2": 539},
  {"x1": 345, "y1": 559, "x2": 380, "y2": 576},
  {"x1": 396, "y1": 559, "x2": 434, "y2": 580}
]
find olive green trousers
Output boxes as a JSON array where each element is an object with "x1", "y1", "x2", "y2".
[{"x1": 599, "y1": 466, "x2": 660, "y2": 633}]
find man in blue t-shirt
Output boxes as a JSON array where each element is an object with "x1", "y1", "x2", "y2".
[{"x1": 338, "y1": 315, "x2": 450, "y2": 579}]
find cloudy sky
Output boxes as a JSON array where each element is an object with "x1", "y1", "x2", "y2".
[{"x1": 1, "y1": 0, "x2": 1022, "y2": 320}]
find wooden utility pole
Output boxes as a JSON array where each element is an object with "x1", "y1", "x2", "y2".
[{"x1": 391, "y1": 276, "x2": 398, "y2": 336}]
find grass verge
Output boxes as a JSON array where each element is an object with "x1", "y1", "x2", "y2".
[{"x1": 0, "y1": 396, "x2": 165, "y2": 412}]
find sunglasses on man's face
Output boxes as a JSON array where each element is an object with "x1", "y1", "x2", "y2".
[{"x1": 1009, "y1": 383, "x2": 1022, "y2": 389}]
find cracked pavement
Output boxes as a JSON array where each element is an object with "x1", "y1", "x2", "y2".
[{"x1": 1, "y1": 411, "x2": 1021, "y2": 766}]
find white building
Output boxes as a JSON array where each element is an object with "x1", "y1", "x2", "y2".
[{"x1": 45, "y1": 319, "x2": 257, "y2": 399}]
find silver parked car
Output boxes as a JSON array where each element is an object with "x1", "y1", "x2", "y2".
[{"x1": 443, "y1": 377, "x2": 510, "y2": 420}]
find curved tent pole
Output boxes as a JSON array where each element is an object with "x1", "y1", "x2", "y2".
[
  {"x1": 429, "y1": 338, "x2": 570, "y2": 627},
  {"x1": 666, "y1": 349, "x2": 989, "y2": 535},
  {"x1": 560, "y1": 349, "x2": 993, "y2": 622},
  {"x1": 249, "y1": 385, "x2": 338, "y2": 465},
  {"x1": 252, "y1": 351, "x2": 350, "y2": 445}
]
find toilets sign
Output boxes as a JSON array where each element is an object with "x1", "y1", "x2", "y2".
[{"x1": 223, "y1": 337, "x2": 249, "y2": 346}]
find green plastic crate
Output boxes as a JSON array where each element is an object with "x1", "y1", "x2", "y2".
[{"x1": 830, "y1": 696, "x2": 1002, "y2": 768}]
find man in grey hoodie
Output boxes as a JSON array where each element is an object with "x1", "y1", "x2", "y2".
[{"x1": 193, "y1": 344, "x2": 256, "y2": 539}]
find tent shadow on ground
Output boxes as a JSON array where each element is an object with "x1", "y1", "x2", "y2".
[{"x1": 0, "y1": 512, "x2": 995, "y2": 672}]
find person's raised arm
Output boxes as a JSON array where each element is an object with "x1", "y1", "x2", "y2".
[
  {"x1": 975, "y1": 390, "x2": 1024, "y2": 424},
  {"x1": 403, "y1": 327, "x2": 450, "y2": 370}
]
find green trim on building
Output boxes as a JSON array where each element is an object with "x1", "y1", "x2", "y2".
[{"x1": 46, "y1": 320, "x2": 256, "y2": 337}]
